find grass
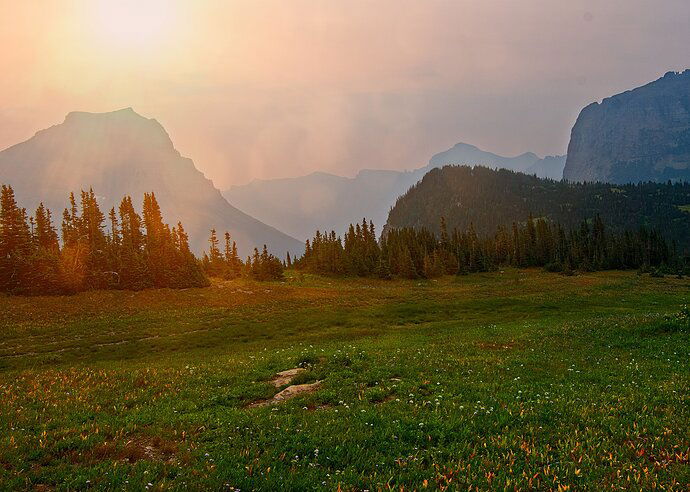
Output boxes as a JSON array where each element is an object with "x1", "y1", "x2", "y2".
[
  {"x1": 0, "y1": 269, "x2": 688, "y2": 490},
  {"x1": 678, "y1": 204, "x2": 690, "y2": 213}
]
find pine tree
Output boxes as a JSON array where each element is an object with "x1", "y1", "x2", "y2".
[
  {"x1": 221, "y1": 232, "x2": 236, "y2": 279},
  {"x1": 77, "y1": 189, "x2": 108, "y2": 289},
  {"x1": 117, "y1": 195, "x2": 149, "y2": 289},
  {"x1": 173, "y1": 222, "x2": 209, "y2": 288},
  {"x1": 208, "y1": 229, "x2": 221, "y2": 262},
  {"x1": 108, "y1": 207, "x2": 120, "y2": 246},
  {"x1": 250, "y1": 247, "x2": 261, "y2": 279},
  {"x1": 224, "y1": 232, "x2": 232, "y2": 261},
  {"x1": 28, "y1": 203, "x2": 63, "y2": 294},
  {"x1": 0, "y1": 185, "x2": 34, "y2": 293},
  {"x1": 142, "y1": 192, "x2": 173, "y2": 286},
  {"x1": 398, "y1": 246, "x2": 417, "y2": 279},
  {"x1": 375, "y1": 257, "x2": 392, "y2": 280},
  {"x1": 231, "y1": 241, "x2": 241, "y2": 276},
  {"x1": 204, "y1": 228, "x2": 226, "y2": 278}
]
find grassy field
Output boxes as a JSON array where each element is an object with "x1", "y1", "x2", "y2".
[{"x1": 0, "y1": 269, "x2": 688, "y2": 490}]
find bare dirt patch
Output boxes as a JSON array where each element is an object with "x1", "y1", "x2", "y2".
[
  {"x1": 66, "y1": 435, "x2": 191, "y2": 466},
  {"x1": 476, "y1": 341, "x2": 520, "y2": 351},
  {"x1": 374, "y1": 394, "x2": 397, "y2": 405}
]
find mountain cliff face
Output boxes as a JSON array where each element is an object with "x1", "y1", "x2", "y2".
[
  {"x1": 564, "y1": 70, "x2": 690, "y2": 183},
  {"x1": 0, "y1": 108, "x2": 302, "y2": 257},
  {"x1": 224, "y1": 143, "x2": 565, "y2": 240}
]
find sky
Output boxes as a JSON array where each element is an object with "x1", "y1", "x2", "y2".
[{"x1": 0, "y1": 0, "x2": 689, "y2": 188}]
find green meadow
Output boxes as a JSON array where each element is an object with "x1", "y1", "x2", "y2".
[{"x1": 0, "y1": 270, "x2": 688, "y2": 490}]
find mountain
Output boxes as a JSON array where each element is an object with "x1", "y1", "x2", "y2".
[
  {"x1": 224, "y1": 143, "x2": 566, "y2": 240},
  {"x1": 384, "y1": 165, "x2": 690, "y2": 251},
  {"x1": 525, "y1": 155, "x2": 569, "y2": 180},
  {"x1": 564, "y1": 70, "x2": 690, "y2": 183},
  {"x1": 429, "y1": 142, "x2": 566, "y2": 179},
  {"x1": 0, "y1": 108, "x2": 303, "y2": 257},
  {"x1": 429, "y1": 142, "x2": 566, "y2": 177},
  {"x1": 223, "y1": 169, "x2": 421, "y2": 241}
]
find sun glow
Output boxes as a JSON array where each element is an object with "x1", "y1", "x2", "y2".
[{"x1": 91, "y1": 0, "x2": 178, "y2": 52}]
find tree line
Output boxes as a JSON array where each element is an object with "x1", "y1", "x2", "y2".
[
  {"x1": 0, "y1": 185, "x2": 285, "y2": 296},
  {"x1": 2, "y1": 182, "x2": 684, "y2": 295},
  {"x1": 202, "y1": 229, "x2": 284, "y2": 281},
  {"x1": 293, "y1": 216, "x2": 684, "y2": 279},
  {"x1": 0, "y1": 184, "x2": 208, "y2": 294}
]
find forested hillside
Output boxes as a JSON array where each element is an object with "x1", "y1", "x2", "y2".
[{"x1": 385, "y1": 166, "x2": 690, "y2": 251}]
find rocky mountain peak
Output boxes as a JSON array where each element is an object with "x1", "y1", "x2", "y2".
[
  {"x1": 0, "y1": 109, "x2": 302, "y2": 257},
  {"x1": 564, "y1": 70, "x2": 690, "y2": 183}
]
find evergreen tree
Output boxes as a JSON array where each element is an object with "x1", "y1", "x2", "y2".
[
  {"x1": 118, "y1": 195, "x2": 149, "y2": 289},
  {"x1": 0, "y1": 186, "x2": 210, "y2": 294},
  {"x1": 221, "y1": 232, "x2": 242, "y2": 279},
  {"x1": 398, "y1": 246, "x2": 417, "y2": 279},
  {"x1": 27, "y1": 203, "x2": 63, "y2": 294},
  {"x1": 375, "y1": 257, "x2": 392, "y2": 280},
  {"x1": 293, "y1": 215, "x2": 679, "y2": 279},
  {"x1": 78, "y1": 189, "x2": 108, "y2": 289},
  {"x1": 0, "y1": 185, "x2": 34, "y2": 293}
]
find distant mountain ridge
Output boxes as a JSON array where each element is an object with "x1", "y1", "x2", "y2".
[
  {"x1": 429, "y1": 143, "x2": 565, "y2": 179},
  {"x1": 0, "y1": 108, "x2": 303, "y2": 257},
  {"x1": 224, "y1": 143, "x2": 566, "y2": 240},
  {"x1": 564, "y1": 70, "x2": 690, "y2": 183}
]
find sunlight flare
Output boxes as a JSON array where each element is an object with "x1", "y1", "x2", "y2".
[{"x1": 90, "y1": 0, "x2": 178, "y2": 52}]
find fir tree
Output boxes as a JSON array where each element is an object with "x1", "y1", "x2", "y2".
[{"x1": 0, "y1": 185, "x2": 34, "y2": 292}]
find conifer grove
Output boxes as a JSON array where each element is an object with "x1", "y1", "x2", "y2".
[
  {"x1": 0, "y1": 185, "x2": 288, "y2": 295},
  {"x1": 293, "y1": 216, "x2": 685, "y2": 279},
  {"x1": 0, "y1": 184, "x2": 686, "y2": 296}
]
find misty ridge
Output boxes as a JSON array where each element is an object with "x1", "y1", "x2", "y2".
[
  {"x1": 0, "y1": 70, "x2": 689, "y2": 267},
  {"x1": 0, "y1": 108, "x2": 302, "y2": 258},
  {"x1": 3, "y1": 71, "x2": 689, "y2": 298},
  {"x1": 224, "y1": 143, "x2": 566, "y2": 241},
  {"x1": 226, "y1": 70, "x2": 690, "y2": 242},
  {"x1": 0, "y1": 107, "x2": 568, "y2": 256}
]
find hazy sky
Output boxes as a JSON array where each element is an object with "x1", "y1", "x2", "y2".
[{"x1": 0, "y1": 0, "x2": 689, "y2": 187}]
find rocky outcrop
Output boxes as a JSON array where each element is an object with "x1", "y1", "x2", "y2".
[{"x1": 564, "y1": 70, "x2": 690, "y2": 183}]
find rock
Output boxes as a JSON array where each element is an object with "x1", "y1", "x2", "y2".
[
  {"x1": 271, "y1": 368, "x2": 306, "y2": 388},
  {"x1": 270, "y1": 382, "x2": 322, "y2": 403},
  {"x1": 564, "y1": 70, "x2": 690, "y2": 184},
  {"x1": 249, "y1": 381, "x2": 322, "y2": 408}
]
